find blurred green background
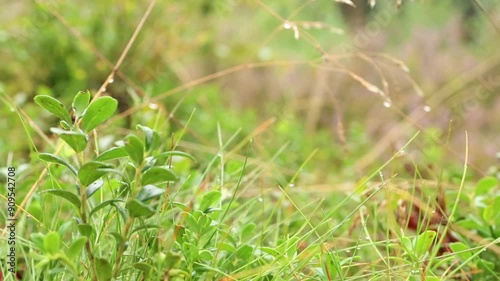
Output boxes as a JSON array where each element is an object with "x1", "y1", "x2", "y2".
[{"x1": 1, "y1": 0, "x2": 499, "y2": 185}]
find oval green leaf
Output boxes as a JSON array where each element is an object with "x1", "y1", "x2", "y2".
[
  {"x1": 449, "y1": 242, "x2": 472, "y2": 261},
  {"x1": 38, "y1": 153, "x2": 78, "y2": 175},
  {"x1": 126, "y1": 199, "x2": 155, "y2": 218},
  {"x1": 80, "y1": 96, "x2": 118, "y2": 132},
  {"x1": 109, "y1": 232, "x2": 125, "y2": 247},
  {"x1": 67, "y1": 236, "x2": 87, "y2": 259},
  {"x1": 413, "y1": 230, "x2": 436, "y2": 258},
  {"x1": 95, "y1": 258, "x2": 113, "y2": 281},
  {"x1": 136, "y1": 184, "x2": 165, "y2": 202},
  {"x1": 199, "y1": 190, "x2": 222, "y2": 212},
  {"x1": 133, "y1": 262, "x2": 154, "y2": 273},
  {"x1": 123, "y1": 135, "x2": 144, "y2": 165},
  {"x1": 50, "y1": 128, "x2": 88, "y2": 153},
  {"x1": 137, "y1": 124, "x2": 161, "y2": 152},
  {"x1": 78, "y1": 161, "x2": 113, "y2": 186},
  {"x1": 42, "y1": 189, "x2": 81, "y2": 209},
  {"x1": 77, "y1": 223, "x2": 94, "y2": 237},
  {"x1": 43, "y1": 231, "x2": 61, "y2": 255},
  {"x1": 475, "y1": 176, "x2": 499, "y2": 197},
  {"x1": 94, "y1": 147, "x2": 128, "y2": 161},
  {"x1": 34, "y1": 95, "x2": 72, "y2": 124},
  {"x1": 86, "y1": 179, "x2": 104, "y2": 199},
  {"x1": 72, "y1": 90, "x2": 91, "y2": 118},
  {"x1": 142, "y1": 166, "x2": 176, "y2": 185},
  {"x1": 155, "y1": 151, "x2": 196, "y2": 162}
]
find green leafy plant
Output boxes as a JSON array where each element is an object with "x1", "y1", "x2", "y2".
[{"x1": 34, "y1": 92, "x2": 194, "y2": 280}]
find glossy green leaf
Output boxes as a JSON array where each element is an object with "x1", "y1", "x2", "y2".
[
  {"x1": 199, "y1": 190, "x2": 221, "y2": 211},
  {"x1": 78, "y1": 161, "x2": 113, "y2": 186},
  {"x1": 50, "y1": 128, "x2": 88, "y2": 153},
  {"x1": 413, "y1": 230, "x2": 436, "y2": 258},
  {"x1": 34, "y1": 95, "x2": 72, "y2": 124},
  {"x1": 42, "y1": 189, "x2": 81, "y2": 209},
  {"x1": 126, "y1": 199, "x2": 155, "y2": 218},
  {"x1": 77, "y1": 223, "x2": 94, "y2": 237},
  {"x1": 142, "y1": 166, "x2": 176, "y2": 185},
  {"x1": 80, "y1": 96, "x2": 117, "y2": 132},
  {"x1": 89, "y1": 199, "x2": 125, "y2": 218},
  {"x1": 94, "y1": 147, "x2": 128, "y2": 161},
  {"x1": 137, "y1": 124, "x2": 161, "y2": 152},
  {"x1": 67, "y1": 237, "x2": 87, "y2": 259},
  {"x1": 86, "y1": 179, "x2": 104, "y2": 198},
  {"x1": 123, "y1": 134, "x2": 144, "y2": 165},
  {"x1": 95, "y1": 258, "x2": 113, "y2": 281},
  {"x1": 38, "y1": 153, "x2": 78, "y2": 175},
  {"x1": 136, "y1": 184, "x2": 165, "y2": 202},
  {"x1": 155, "y1": 151, "x2": 196, "y2": 162},
  {"x1": 43, "y1": 231, "x2": 61, "y2": 255},
  {"x1": 72, "y1": 90, "x2": 91, "y2": 118}
]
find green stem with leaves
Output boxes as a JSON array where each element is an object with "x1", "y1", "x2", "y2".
[
  {"x1": 113, "y1": 162, "x2": 143, "y2": 278},
  {"x1": 80, "y1": 182, "x2": 98, "y2": 281}
]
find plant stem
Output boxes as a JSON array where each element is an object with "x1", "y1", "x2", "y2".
[
  {"x1": 80, "y1": 184, "x2": 98, "y2": 281},
  {"x1": 113, "y1": 164, "x2": 142, "y2": 278},
  {"x1": 113, "y1": 216, "x2": 134, "y2": 278}
]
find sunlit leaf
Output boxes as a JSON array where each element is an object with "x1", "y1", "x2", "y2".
[
  {"x1": 34, "y1": 95, "x2": 72, "y2": 124},
  {"x1": 413, "y1": 230, "x2": 436, "y2": 258},
  {"x1": 94, "y1": 147, "x2": 128, "y2": 161},
  {"x1": 43, "y1": 231, "x2": 61, "y2": 255},
  {"x1": 80, "y1": 96, "x2": 117, "y2": 132},
  {"x1": 72, "y1": 90, "x2": 91, "y2": 119},
  {"x1": 50, "y1": 128, "x2": 88, "y2": 153},
  {"x1": 449, "y1": 242, "x2": 472, "y2": 261},
  {"x1": 475, "y1": 176, "x2": 498, "y2": 196}
]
